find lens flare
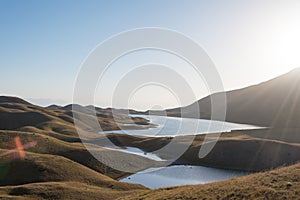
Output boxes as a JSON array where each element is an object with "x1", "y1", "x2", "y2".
[{"x1": 0, "y1": 137, "x2": 37, "y2": 159}]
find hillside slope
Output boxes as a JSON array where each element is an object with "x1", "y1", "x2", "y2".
[
  {"x1": 0, "y1": 96, "x2": 153, "y2": 199},
  {"x1": 163, "y1": 68, "x2": 300, "y2": 128},
  {"x1": 120, "y1": 161, "x2": 300, "y2": 200}
]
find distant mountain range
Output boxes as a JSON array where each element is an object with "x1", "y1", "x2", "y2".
[{"x1": 2, "y1": 68, "x2": 300, "y2": 130}]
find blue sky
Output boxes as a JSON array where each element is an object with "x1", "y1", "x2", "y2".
[{"x1": 1, "y1": 0, "x2": 300, "y2": 109}]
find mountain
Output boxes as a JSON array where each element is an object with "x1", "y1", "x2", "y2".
[
  {"x1": 164, "y1": 68, "x2": 300, "y2": 128},
  {"x1": 0, "y1": 96, "x2": 31, "y2": 105},
  {"x1": 47, "y1": 104, "x2": 63, "y2": 110}
]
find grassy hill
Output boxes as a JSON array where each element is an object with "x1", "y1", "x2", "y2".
[
  {"x1": 0, "y1": 96, "x2": 156, "y2": 199},
  {"x1": 119, "y1": 161, "x2": 300, "y2": 200},
  {"x1": 94, "y1": 128, "x2": 300, "y2": 172},
  {"x1": 146, "y1": 68, "x2": 300, "y2": 128},
  {"x1": 0, "y1": 150, "x2": 144, "y2": 189}
]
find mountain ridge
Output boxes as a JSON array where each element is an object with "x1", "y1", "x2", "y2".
[{"x1": 160, "y1": 68, "x2": 300, "y2": 128}]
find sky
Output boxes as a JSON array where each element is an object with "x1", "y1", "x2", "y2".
[{"x1": 1, "y1": 0, "x2": 300, "y2": 110}]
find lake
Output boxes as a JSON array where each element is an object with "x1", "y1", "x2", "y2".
[
  {"x1": 104, "y1": 114, "x2": 259, "y2": 137},
  {"x1": 101, "y1": 115, "x2": 257, "y2": 188},
  {"x1": 121, "y1": 165, "x2": 248, "y2": 189}
]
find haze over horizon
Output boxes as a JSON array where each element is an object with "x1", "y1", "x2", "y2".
[
  {"x1": 4, "y1": 67, "x2": 299, "y2": 111},
  {"x1": 1, "y1": 0, "x2": 300, "y2": 109}
]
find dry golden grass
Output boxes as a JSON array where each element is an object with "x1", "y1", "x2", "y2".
[
  {"x1": 2, "y1": 96, "x2": 300, "y2": 199},
  {"x1": 0, "y1": 181, "x2": 146, "y2": 200},
  {"x1": 0, "y1": 96, "x2": 152, "y2": 199},
  {"x1": 119, "y1": 162, "x2": 300, "y2": 200},
  {"x1": 94, "y1": 129, "x2": 300, "y2": 172},
  {"x1": 0, "y1": 150, "x2": 146, "y2": 190}
]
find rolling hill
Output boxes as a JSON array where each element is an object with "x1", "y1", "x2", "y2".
[{"x1": 0, "y1": 96, "x2": 155, "y2": 199}]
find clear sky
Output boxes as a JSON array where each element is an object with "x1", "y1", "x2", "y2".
[{"x1": 1, "y1": 0, "x2": 300, "y2": 109}]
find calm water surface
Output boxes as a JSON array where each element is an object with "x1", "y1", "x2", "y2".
[
  {"x1": 121, "y1": 165, "x2": 248, "y2": 189},
  {"x1": 100, "y1": 115, "x2": 255, "y2": 188},
  {"x1": 102, "y1": 114, "x2": 258, "y2": 137}
]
